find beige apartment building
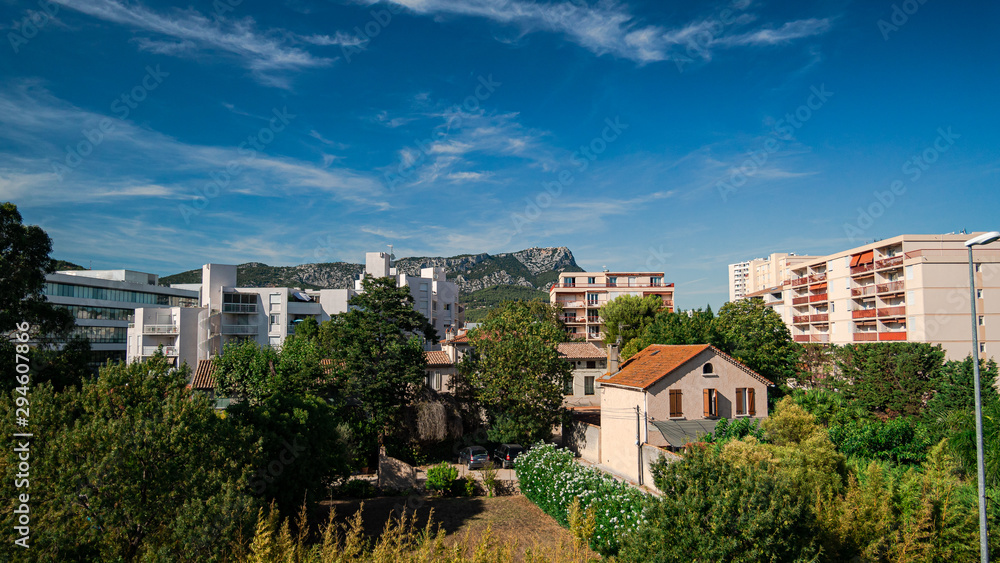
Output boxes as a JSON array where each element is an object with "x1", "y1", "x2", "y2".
[
  {"x1": 728, "y1": 253, "x2": 819, "y2": 302},
  {"x1": 549, "y1": 271, "x2": 674, "y2": 346},
  {"x1": 755, "y1": 233, "x2": 1000, "y2": 360}
]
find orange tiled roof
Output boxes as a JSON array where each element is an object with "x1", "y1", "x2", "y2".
[
  {"x1": 191, "y1": 359, "x2": 216, "y2": 390},
  {"x1": 445, "y1": 332, "x2": 469, "y2": 344},
  {"x1": 556, "y1": 342, "x2": 606, "y2": 360},
  {"x1": 603, "y1": 344, "x2": 773, "y2": 390},
  {"x1": 425, "y1": 350, "x2": 453, "y2": 367}
]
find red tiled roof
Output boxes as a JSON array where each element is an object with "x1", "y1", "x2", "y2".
[
  {"x1": 556, "y1": 342, "x2": 606, "y2": 360},
  {"x1": 602, "y1": 344, "x2": 773, "y2": 390},
  {"x1": 191, "y1": 359, "x2": 216, "y2": 390},
  {"x1": 445, "y1": 333, "x2": 469, "y2": 344},
  {"x1": 425, "y1": 350, "x2": 453, "y2": 367}
]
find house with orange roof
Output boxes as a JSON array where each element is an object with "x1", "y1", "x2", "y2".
[
  {"x1": 599, "y1": 344, "x2": 773, "y2": 485},
  {"x1": 557, "y1": 342, "x2": 607, "y2": 407}
]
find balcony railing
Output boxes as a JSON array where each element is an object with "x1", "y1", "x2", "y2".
[
  {"x1": 851, "y1": 285, "x2": 877, "y2": 297},
  {"x1": 875, "y1": 255, "x2": 903, "y2": 270},
  {"x1": 790, "y1": 273, "x2": 827, "y2": 287},
  {"x1": 792, "y1": 296, "x2": 810, "y2": 305},
  {"x1": 794, "y1": 335, "x2": 810, "y2": 343},
  {"x1": 143, "y1": 346, "x2": 178, "y2": 356},
  {"x1": 852, "y1": 309, "x2": 877, "y2": 319},
  {"x1": 555, "y1": 282, "x2": 673, "y2": 289},
  {"x1": 221, "y1": 325, "x2": 257, "y2": 335},
  {"x1": 876, "y1": 280, "x2": 905, "y2": 294},
  {"x1": 557, "y1": 301, "x2": 586, "y2": 309},
  {"x1": 793, "y1": 315, "x2": 810, "y2": 324},
  {"x1": 222, "y1": 303, "x2": 257, "y2": 314},
  {"x1": 879, "y1": 331, "x2": 907, "y2": 341},
  {"x1": 143, "y1": 324, "x2": 178, "y2": 334},
  {"x1": 851, "y1": 263, "x2": 875, "y2": 276},
  {"x1": 809, "y1": 293, "x2": 829, "y2": 303},
  {"x1": 811, "y1": 314, "x2": 829, "y2": 323},
  {"x1": 587, "y1": 316, "x2": 600, "y2": 323},
  {"x1": 811, "y1": 334, "x2": 830, "y2": 343},
  {"x1": 878, "y1": 306, "x2": 906, "y2": 318},
  {"x1": 560, "y1": 317, "x2": 586, "y2": 324},
  {"x1": 853, "y1": 332, "x2": 878, "y2": 342}
]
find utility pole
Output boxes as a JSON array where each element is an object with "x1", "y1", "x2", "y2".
[{"x1": 636, "y1": 405, "x2": 643, "y2": 485}]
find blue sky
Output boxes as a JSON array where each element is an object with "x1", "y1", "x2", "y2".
[{"x1": 1, "y1": 0, "x2": 998, "y2": 309}]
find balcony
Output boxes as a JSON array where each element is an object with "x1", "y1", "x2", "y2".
[
  {"x1": 851, "y1": 263, "x2": 875, "y2": 276},
  {"x1": 876, "y1": 280, "x2": 905, "y2": 294},
  {"x1": 790, "y1": 273, "x2": 826, "y2": 287},
  {"x1": 555, "y1": 282, "x2": 673, "y2": 289},
  {"x1": 879, "y1": 331, "x2": 907, "y2": 341},
  {"x1": 558, "y1": 300, "x2": 586, "y2": 309},
  {"x1": 143, "y1": 346, "x2": 178, "y2": 356},
  {"x1": 143, "y1": 324, "x2": 178, "y2": 334},
  {"x1": 853, "y1": 332, "x2": 878, "y2": 342},
  {"x1": 852, "y1": 309, "x2": 877, "y2": 319},
  {"x1": 221, "y1": 324, "x2": 258, "y2": 335},
  {"x1": 809, "y1": 293, "x2": 829, "y2": 303},
  {"x1": 811, "y1": 314, "x2": 829, "y2": 323},
  {"x1": 811, "y1": 334, "x2": 830, "y2": 343},
  {"x1": 561, "y1": 317, "x2": 586, "y2": 324},
  {"x1": 587, "y1": 316, "x2": 600, "y2": 323},
  {"x1": 877, "y1": 306, "x2": 906, "y2": 318},
  {"x1": 793, "y1": 315, "x2": 810, "y2": 324},
  {"x1": 794, "y1": 335, "x2": 810, "y2": 343},
  {"x1": 875, "y1": 255, "x2": 903, "y2": 270},
  {"x1": 851, "y1": 285, "x2": 876, "y2": 297},
  {"x1": 222, "y1": 303, "x2": 257, "y2": 314},
  {"x1": 792, "y1": 296, "x2": 810, "y2": 305}
]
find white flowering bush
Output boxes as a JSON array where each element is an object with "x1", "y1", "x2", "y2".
[{"x1": 515, "y1": 443, "x2": 648, "y2": 556}]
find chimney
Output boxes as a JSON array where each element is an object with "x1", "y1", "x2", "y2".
[{"x1": 607, "y1": 343, "x2": 620, "y2": 375}]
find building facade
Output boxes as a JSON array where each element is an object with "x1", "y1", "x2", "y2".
[
  {"x1": 755, "y1": 233, "x2": 1000, "y2": 360},
  {"x1": 549, "y1": 271, "x2": 675, "y2": 346},
  {"x1": 728, "y1": 253, "x2": 819, "y2": 302},
  {"x1": 558, "y1": 342, "x2": 607, "y2": 408},
  {"x1": 43, "y1": 269, "x2": 199, "y2": 366}
]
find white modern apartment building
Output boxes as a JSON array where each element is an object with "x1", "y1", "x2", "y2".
[
  {"x1": 127, "y1": 253, "x2": 464, "y2": 369},
  {"x1": 43, "y1": 269, "x2": 199, "y2": 366},
  {"x1": 549, "y1": 271, "x2": 675, "y2": 346},
  {"x1": 728, "y1": 253, "x2": 820, "y2": 301},
  {"x1": 755, "y1": 233, "x2": 1000, "y2": 360}
]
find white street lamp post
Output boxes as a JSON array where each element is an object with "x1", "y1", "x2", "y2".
[{"x1": 966, "y1": 230, "x2": 999, "y2": 563}]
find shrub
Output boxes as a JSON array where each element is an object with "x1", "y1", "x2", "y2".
[
  {"x1": 335, "y1": 479, "x2": 379, "y2": 499},
  {"x1": 480, "y1": 461, "x2": 499, "y2": 497},
  {"x1": 425, "y1": 462, "x2": 458, "y2": 495},
  {"x1": 828, "y1": 417, "x2": 932, "y2": 465},
  {"x1": 516, "y1": 443, "x2": 648, "y2": 556},
  {"x1": 704, "y1": 416, "x2": 765, "y2": 444},
  {"x1": 619, "y1": 445, "x2": 821, "y2": 563}
]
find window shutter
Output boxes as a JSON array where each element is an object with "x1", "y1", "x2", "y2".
[
  {"x1": 703, "y1": 389, "x2": 711, "y2": 418},
  {"x1": 748, "y1": 388, "x2": 756, "y2": 416},
  {"x1": 736, "y1": 388, "x2": 745, "y2": 415}
]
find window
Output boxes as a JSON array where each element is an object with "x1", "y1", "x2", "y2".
[
  {"x1": 584, "y1": 376, "x2": 595, "y2": 395},
  {"x1": 980, "y1": 343, "x2": 986, "y2": 354},
  {"x1": 669, "y1": 390, "x2": 683, "y2": 418},
  {"x1": 978, "y1": 289, "x2": 984, "y2": 299},
  {"x1": 426, "y1": 371, "x2": 441, "y2": 391},
  {"x1": 703, "y1": 389, "x2": 718, "y2": 418},
  {"x1": 586, "y1": 293, "x2": 598, "y2": 305},
  {"x1": 607, "y1": 276, "x2": 618, "y2": 287},
  {"x1": 269, "y1": 314, "x2": 279, "y2": 325},
  {"x1": 586, "y1": 360, "x2": 596, "y2": 369},
  {"x1": 270, "y1": 293, "x2": 281, "y2": 304},
  {"x1": 564, "y1": 376, "x2": 573, "y2": 395},
  {"x1": 702, "y1": 362, "x2": 714, "y2": 375},
  {"x1": 565, "y1": 277, "x2": 576, "y2": 287},
  {"x1": 735, "y1": 388, "x2": 756, "y2": 416},
  {"x1": 587, "y1": 277, "x2": 596, "y2": 284},
  {"x1": 976, "y1": 263, "x2": 982, "y2": 273},
  {"x1": 979, "y1": 316, "x2": 985, "y2": 326},
  {"x1": 831, "y1": 303, "x2": 835, "y2": 313}
]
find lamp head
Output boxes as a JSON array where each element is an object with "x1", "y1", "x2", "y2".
[{"x1": 965, "y1": 231, "x2": 1000, "y2": 247}]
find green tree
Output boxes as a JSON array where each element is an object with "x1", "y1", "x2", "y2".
[
  {"x1": 0, "y1": 354, "x2": 258, "y2": 562},
  {"x1": 212, "y1": 339, "x2": 281, "y2": 405},
  {"x1": 715, "y1": 298, "x2": 800, "y2": 387},
  {"x1": 461, "y1": 300, "x2": 570, "y2": 444},
  {"x1": 837, "y1": 342, "x2": 946, "y2": 416},
  {"x1": 621, "y1": 445, "x2": 821, "y2": 563},
  {"x1": 926, "y1": 355, "x2": 1000, "y2": 421},
  {"x1": 599, "y1": 294, "x2": 664, "y2": 348},
  {"x1": 623, "y1": 306, "x2": 716, "y2": 359},
  {"x1": 318, "y1": 276, "x2": 436, "y2": 448},
  {"x1": 0, "y1": 202, "x2": 74, "y2": 338}
]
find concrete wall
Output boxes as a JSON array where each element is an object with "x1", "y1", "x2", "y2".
[
  {"x1": 566, "y1": 421, "x2": 601, "y2": 464},
  {"x1": 640, "y1": 444, "x2": 681, "y2": 491},
  {"x1": 600, "y1": 385, "x2": 645, "y2": 481}
]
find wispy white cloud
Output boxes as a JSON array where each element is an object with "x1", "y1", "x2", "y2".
[
  {"x1": 365, "y1": 0, "x2": 832, "y2": 64},
  {"x1": 51, "y1": 0, "x2": 332, "y2": 87}
]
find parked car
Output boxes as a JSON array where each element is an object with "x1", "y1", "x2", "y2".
[
  {"x1": 493, "y1": 444, "x2": 524, "y2": 469},
  {"x1": 458, "y1": 446, "x2": 489, "y2": 469}
]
